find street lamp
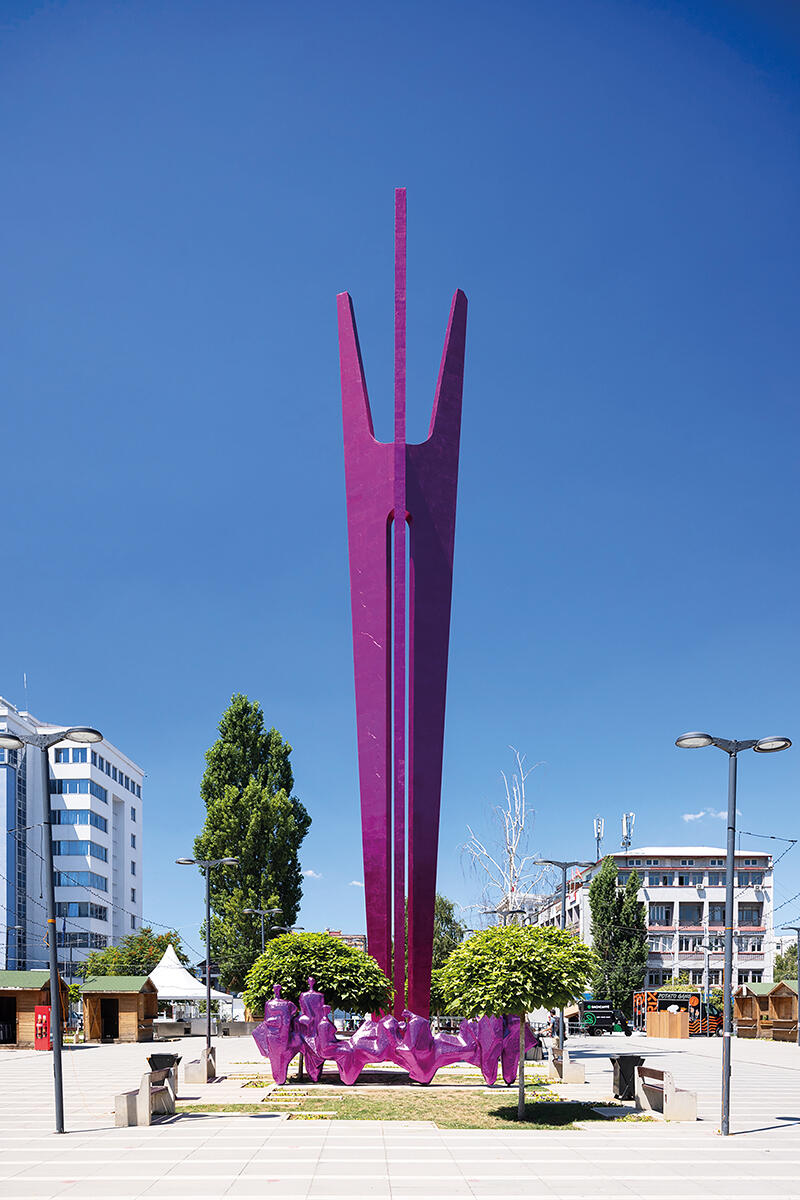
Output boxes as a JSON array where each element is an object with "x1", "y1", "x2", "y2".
[
  {"x1": 176, "y1": 856, "x2": 239, "y2": 1054},
  {"x1": 675, "y1": 731, "x2": 791, "y2": 1135},
  {"x1": 0, "y1": 724, "x2": 102, "y2": 1134},
  {"x1": 270, "y1": 925, "x2": 305, "y2": 934},
  {"x1": 780, "y1": 927, "x2": 800, "y2": 1047},
  {"x1": 534, "y1": 859, "x2": 593, "y2": 1045},
  {"x1": 243, "y1": 907, "x2": 283, "y2": 953}
]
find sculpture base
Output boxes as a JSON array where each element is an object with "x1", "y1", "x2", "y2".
[{"x1": 252, "y1": 979, "x2": 539, "y2": 1087}]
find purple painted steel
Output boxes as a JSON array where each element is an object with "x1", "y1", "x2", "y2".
[
  {"x1": 338, "y1": 191, "x2": 467, "y2": 1015},
  {"x1": 393, "y1": 188, "x2": 407, "y2": 1014}
]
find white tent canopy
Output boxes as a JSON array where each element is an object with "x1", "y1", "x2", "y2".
[{"x1": 149, "y1": 944, "x2": 232, "y2": 1002}]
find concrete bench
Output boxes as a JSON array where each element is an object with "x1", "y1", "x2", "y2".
[
  {"x1": 548, "y1": 1046, "x2": 585, "y2": 1084},
  {"x1": 115, "y1": 1067, "x2": 176, "y2": 1127},
  {"x1": 635, "y1": 1065, "x2": 696, "y2": 1122},
  {"x1": 184, "y1": 1046, "x2": 216, "y2": 1085},
  {"x1": 154, "y1": 1020, "x2": 191, "y2": 1039}
]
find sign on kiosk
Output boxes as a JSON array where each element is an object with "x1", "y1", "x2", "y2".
[{"x1": 34, "y1": 1006, "x2": 52, "y2": 1051}]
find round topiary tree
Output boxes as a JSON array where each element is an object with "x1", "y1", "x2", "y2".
[
  {"x1": 243, "y1": 931, "x2": 393, "y2": 1017},
  {"x1": 439, "y1": 924, "x2": 596, "y2": 1119}
]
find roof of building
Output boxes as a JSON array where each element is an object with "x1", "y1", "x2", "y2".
[
  {"x1": 611, "y1": 847, "x2": 769, "y2": 858},
  {"x1": 80, "y1": 975, "x2": 153, "y2": 994},
  {"x1": 0, "y1": 970, "x2": 51, "y2": 990}
]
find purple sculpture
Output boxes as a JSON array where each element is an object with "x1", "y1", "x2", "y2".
[
  {"x1": 252, "y1": 981, "x2": 539, "y2": 1087},
  {"x1": 339, "y1": 189, "x2": 467, "y2": 1016}
]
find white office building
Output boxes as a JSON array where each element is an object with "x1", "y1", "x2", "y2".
[
  {"x1": 526, "y1": 846, "x2": 775, "y2": 988},
  {"x1": 0, "y1": 697, "x2": 143, "y2": 981}
]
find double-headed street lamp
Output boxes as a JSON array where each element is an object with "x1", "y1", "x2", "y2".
[
  {"x1": 176, "y1": 856, "x2": 239, "y2": 1053},
  {"x1": 675, "y1": 731, "x2": 791, "y2": 1135},
  {"x1": 780, "y1": 926, "x2": 800, "y2": 1047},
  {"x1": 534, "y1": 859, "x2": 593, "y2": 1045},
  {"x1": 271, "y1": 925, "x2": 304, "y2": 934},
  {"x1": 243, "y1": 907, "x2": 283, "y2": 953},
  {"x1": 0, "y1": 724, "x2": 103, "y2": 1134}
]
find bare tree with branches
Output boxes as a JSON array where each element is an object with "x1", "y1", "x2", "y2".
[{"x1": 463, "y1": 748, "x2": 551, "y2": 922}]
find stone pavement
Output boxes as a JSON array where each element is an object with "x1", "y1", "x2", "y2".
[{"x1": 0, "y1": 1032, "x2": 798, "y2": 1198}]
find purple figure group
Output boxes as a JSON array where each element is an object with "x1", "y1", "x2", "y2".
[{"x1": 252, "y1": 979, "x2": 539, "y2": 1087}]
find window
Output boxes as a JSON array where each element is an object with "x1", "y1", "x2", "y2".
[
  {"x1": 124, "y1": 774, "x2": 130, "y2": 790},
  {"x1": 50, "y1": 809, "x2": 107, "y2": 832},
  {"x1": 136, "y1": 784, "x2": 141, "y2": 798},
  {"x1": 54, "y1": 871, "x2": 107, "y2": 890},
  {"x1": 679, "y1": 903, "x2": 703, "y2": 926},
  {"x1": 707, "y1": 871, "x2": 724, "y2": 886},
  {"x1": 691, "y1": 970, "x2": 704, "y2": 984},
  {"x1": 738, "y1": 935, "x2": 763, "y2": 953},
  {"x1": 52, "y1": 840, "x2": 108, "y2": 862},
  {"x1": 709, "y1": 903, "x2": 726, "y2": 925},
  {"x1": 647, "y1": 970, "x2": 672, "y2": 987},
  {"x1": 630, "y1": 859, "x2": 642, "y2": 866},
  {"x1": 130, "y1": 806, "x2": 136, "y2": 822},
  {"x1": 738, "y1": 871, "x2": 764, "y2": 887},
  {"x1": 648, "y1": 935, "x2": 672, "y2": 952},
  {"x1": 49, "y1": 779, "x2": 108, "y2": 803},
  {"x1": 679, "y1": 935, "x2": 703, "y2": 952},
  {"x1": 649, "y1": 904, "x2": 673, "y2": 926},
  {"x1": 131, "y1": 915, "x2": 136, "y2": 929},
  {"x1": 617, "y1": 873, "x2": 630, "y2": 887},
  {"x1": 91, "y1": 751, "x2": 97, "y2": 766},
  {"x1": 56, "y1": 932, "x2": 108, "y2": 949},
  {"x1": 54, "y1": 748, "x2": 70, "y2": 763},
  {"x1": 709, "y1": 858, "x2": 724, "y2": 867},
  {"x1": 645, "y1": 859, "x2": 659, "y2": 867},
  {"x1": 677, "y1": 873, "x2": 704, "y2": 887},
  {"x1": 743, "y1": 858, "x2": 760, "y2": 866},
  {"x1": 72, "y1": 748, "x2": 87, "y2": 763},
  {"x1": 738, "y1": 905, "x2": 762, "y2": 927},
  {"x1": 104, "y1": 761, "x2": 111, "y2": 776},
  {"x1": 131, "y1": 887, "x2": 136, "y2": 903},
  {"x1": 708, "y1": 970, "x2": 722, "y2": 985},
  {"x1": 680, "y1": 859, "x2": 695, "y2": 867},
  {"x1": 55, "y1": 902, "x2": 107, "y2": 921},
  {"x1": 130, "y1": 833, "x2": 136, "y2": 849},
  {"x1": 131, "y1": 860, "x2": 136, "y2": 875}
]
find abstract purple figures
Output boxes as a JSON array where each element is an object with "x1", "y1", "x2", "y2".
[
  {"x1": 252, "y1": 980, "x2": 540, "y2": 1087},
  {"x1": 338, "y1": 189, "x2": 467, "y2": 1016}
]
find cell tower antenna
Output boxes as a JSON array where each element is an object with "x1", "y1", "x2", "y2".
[
  {"x1": 593, "y1": 816, "x2": 604, "y2": 861},
  {"x1": 621, "y1": 811, "x2": 635, "y2": 851}
]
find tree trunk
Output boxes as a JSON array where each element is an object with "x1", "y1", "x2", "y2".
[
  {"x1": 517, "y1": 1012, "x2": 526, "y2": 1120},
  {"x1": 296, "y1": 1053, "x2": 304, "y2": 1082}
]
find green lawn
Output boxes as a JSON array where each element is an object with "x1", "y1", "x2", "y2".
[{"x1": 177, "y1": 1087, "x2": 619, "y2": 1129}]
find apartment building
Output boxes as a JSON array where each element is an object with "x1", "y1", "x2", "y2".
[
  {"x1": 0, "y1": 697, "x2": 143, "y2": 981},
  {"x1": 527, "y1": 845, "x2": 774, "y2": 988}
]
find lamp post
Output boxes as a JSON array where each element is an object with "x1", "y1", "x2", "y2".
[
  {"x1": 270, "y1": 925, "x2": 305, "y2": 934},
  {"x1": 0, "y1": 724, "x2": 102, "y2": 1135},
  {"x1": 176, "y1": 857, "x2": 239, "y2": 1054},
  {"x1": 243, "y1": 907, "x2": 283, "y2": 953},
  {"x1": 675, "y1": 732, "x2": 791, "y2": 1135},
  {"x1": 780, "y1": 926, "x2": 800, "y2": 1047},
  {"x1": 534, "y1": 859, "x2": 593, "y2": 1045}
]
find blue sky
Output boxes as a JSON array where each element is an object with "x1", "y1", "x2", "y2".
[{"x1": 1, "y1": 1, "x2": 798, "y2": 963}]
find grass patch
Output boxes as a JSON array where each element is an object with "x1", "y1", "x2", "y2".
[{"x1": 177, "y1": 1089, "x2": 618, "y2": 1130}]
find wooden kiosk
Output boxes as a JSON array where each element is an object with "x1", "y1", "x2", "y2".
[
  {"x1": 769, "y1": 981, "x2": 798, "y2": 1042},
  {"x1": 81, "y1": 975, "x2": 158, "y2": 1043},
  {"x1": 0, "y1": 970, "x2": 68, "y2": 1048}
]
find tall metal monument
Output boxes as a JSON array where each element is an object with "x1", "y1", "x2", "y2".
[{"x1": 338, "y1": 190, "x2": 467, "y2": 1016}]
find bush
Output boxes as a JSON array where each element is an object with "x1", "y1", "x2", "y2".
[{"x1": 243, "y1": 931, "x2": 392, "y2": 1016}]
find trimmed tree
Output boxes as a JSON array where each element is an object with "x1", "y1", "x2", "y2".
[
  {"x1": 243, "y1": 931, "x2": 393, "y2": 1017},
  {"x1": 589, "y1": 857, "x2": 647, "y2": 1015},
  {"x1": 194, "y1": 694, "x2": 311, "y2": 987},
  {"x1": 79, "y1": 927, "x2": 188, "y2": 978},
  {"x1": 439, "y1": 925, "x2": 595, "y2": 1120}
]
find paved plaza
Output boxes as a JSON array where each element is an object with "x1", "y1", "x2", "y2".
[{"x1": 0, "y1": 1032, "x2": 798, "y2": 1198}]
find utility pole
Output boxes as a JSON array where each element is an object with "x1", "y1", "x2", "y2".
[
  {"x1": 534, "y1": 860, "x2": 593, "y2": 1045},
  {"x1": 781, "y1": 926, "x2": 800, "y2": 1047}
]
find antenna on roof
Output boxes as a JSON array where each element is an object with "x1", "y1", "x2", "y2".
[
  {"x1": 621, "y1": 812, "x2": 635, "y2": 851},
  {"x1": 593, "y1": 816, "x2": 604, "y2": 861}
]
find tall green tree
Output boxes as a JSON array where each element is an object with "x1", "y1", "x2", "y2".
[
  {"x1": 775, "y1": 940, "x2": 798, "y2": 984},
  {"x1": 440, "y1": 925, "x2": 595, "y2": 1119},
  {"x1": 432, "y1": 893, "x2": 467, "y2": 969},
  {"x1": 79, "y1": 927, "x2": 188, "y2": 978},
  {"x1": 588, "y1": 857, "x2": 647, "y2": 1015},
  {"x1": 193, "y1": 695, "x2": 311, "y2": 988}
]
